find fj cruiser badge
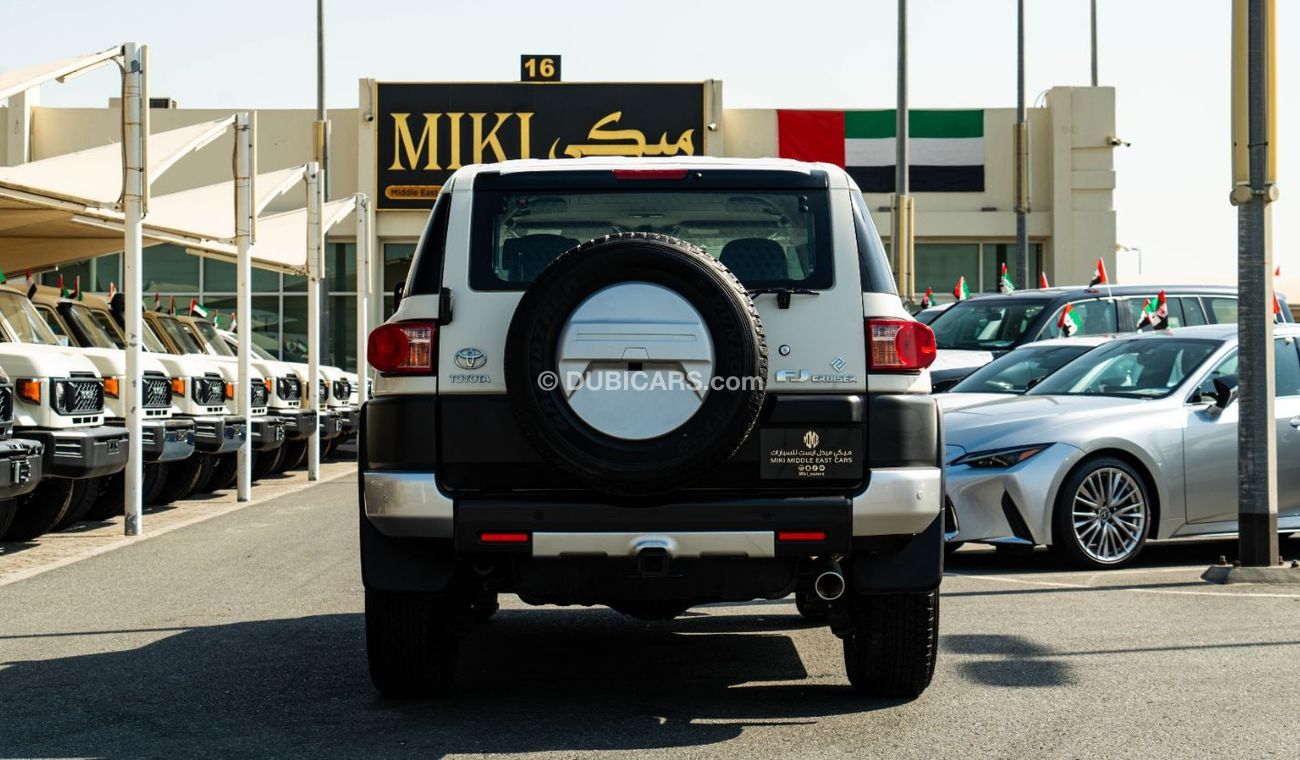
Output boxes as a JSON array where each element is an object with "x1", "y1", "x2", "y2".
[{"x1": 454, "y1": 347, "x2": 487, "y2": 370}]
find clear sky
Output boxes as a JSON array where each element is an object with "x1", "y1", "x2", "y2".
[{"x1": 3, "y1": 0, "x2": 1296, "y2": 291}]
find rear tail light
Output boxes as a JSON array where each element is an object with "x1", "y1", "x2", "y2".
[
  {"x1": 368, "y1": 322, "x2": 437, "y2": 375},
  {"x1": 479, "y1": 531, "x2": 530, "y2": 544},
  {"x1": 867, "y1": 318, "x2": 937, "y2": 371}
]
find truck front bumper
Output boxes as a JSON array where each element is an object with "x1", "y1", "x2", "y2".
[
  {"x1": 118, "y1": 417, "x2": 197, "y2": 464},
  {"x1": 337, "y1": 406, "x2": 360, "y2": 437},
  {"x1": 319, "y1": 410, "x2": 343, "y2": 440},
  {"x1": 24, "y1": 425, "x2": 130, "y2": 479},
  {"x1": 272, "y1": 409, "x2": 317, "y2": 441},
  {"x1": 251, "y1": 416, "x2": 287, "y2": 452},
  {"x1": 192, "y1": 415, "x2": 247, "y2": 455},
  {"x1": 0, "y1": 437, "x2": 44, "y2": 499}
]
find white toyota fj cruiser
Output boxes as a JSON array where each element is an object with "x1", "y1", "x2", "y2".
[{"x1": 361, "y1": 158, "x2": 942, "y2": 699}]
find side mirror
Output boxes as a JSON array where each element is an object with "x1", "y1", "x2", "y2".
[
  {"x1": 1025, "y1": 375, "x2": 1045, "y2": 391},
  {"x1": 1211, "y1": 374, "x2": 1239, "y2": 411},
  {"x1": 393, "y1": 280, "x2": 405, "y2": 312}
]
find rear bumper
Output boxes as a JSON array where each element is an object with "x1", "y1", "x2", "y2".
[
  {"x1": 338, "y1": 407, "x2": 359, "y2": 436},
  {"x1": 0, "y1": 438, "x2": 44, "y2": 499},
  {"x1": 23, "y1": 425, "x2": 129, "y2": 479},
  {"x1": 272, "y1": 409, "x2": 317, "y2": 441},
  {"x1": 191, "y1": 415, "x2": 247, "y2": 455},
  {"x1": 250, "y1": 416, "x2": 287, "y2": 451},
  {"x1": 361, "y1": 466, "x2": 941, "y2": 547}
]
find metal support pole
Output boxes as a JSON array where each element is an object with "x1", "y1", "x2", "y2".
[
  {"x1": 892, "y1": 0, "x2": 914, "y2": 302},
  {"x1": 355, "y1": 194, "x2": 370, "y2": 389},
  {"x1": 235, "y1": 113, "x2": 255, "y2": 501},
  {"x1": 1232, "y1": 0, "x2": 1279, "y2": 566},
  {"x1": 121, "y1": 42, "x2": 147, "y2": 536},
  {"x1": 306, "y1": 162, "x2": 323, "y2": 481},
  {"x1": 1090, "y1": 0, "x2": 1098, "y2": 87},
  {"x1": 1015, "y1": 0, "x2": 1030, "y2": 290}
]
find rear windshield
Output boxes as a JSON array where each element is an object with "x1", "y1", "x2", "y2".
[
  {"x1": 929, "y1": 298, "x2": 1049, "y2": 351},
  {"x1": 949, "y1": 344, "x2": 1096, "y2": 395},
  {"x1": 469, "y1": 189, "x2": 832, "y2": 291}
]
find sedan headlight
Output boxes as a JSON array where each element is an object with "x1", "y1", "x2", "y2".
[{"x1": 952, "y1": 444, "x2": 1049, "y2": 469}]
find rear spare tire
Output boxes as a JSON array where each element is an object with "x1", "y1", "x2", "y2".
[{"x1": 504, "y1": 232, "x2": 767, "y2": 496}]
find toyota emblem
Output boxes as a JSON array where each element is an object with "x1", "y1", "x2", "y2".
[{"x1": 454, "y1": 347, "x2": 487, "y2": 370}]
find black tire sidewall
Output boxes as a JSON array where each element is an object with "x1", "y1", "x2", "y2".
[{"x1": 504, "y1": 233, "x2": 766, "y2": 495}]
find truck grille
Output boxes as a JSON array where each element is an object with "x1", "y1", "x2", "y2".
[
  {"x1": 0, "y1": 383, "x2": 12, "y2": 423},
  {"x1": 277, "y1": 376, "x2": 301, "y2": 401},
  {"x1": 192, "y1": 374, "x2": 226, "y2": 406},
  {"x1": 319, "y1": 379, "x2": 329, "y2": 404},
  {"x1": 251, "y1": 380, "x2": 268, "y2": 408},
  {"x1": 53, "y1": 378, "x2": 104, "y2": 415},
  {"x1": 332, "y1": 379, "x2": 351, "y2": 401},
  {"x1": 143, "y1": 374, "x2": 173, "y2": 409}
]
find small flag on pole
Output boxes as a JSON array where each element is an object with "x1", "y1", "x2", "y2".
[
  {"x1": 1039, "y1": 271, "x2": 1050, "y2": 289},
  {"x1": 59, "y1": 273, "x2": 69, "y2": 299},
  {"x1": 26, "y1": 271, "x2": 35, "y2": 300},
  {"x1": 189, "y1": 298, "x2": 208, "y2": 318},
  {"x1": 71, "y1": 276, "x2": 81, "y2": 301},
  {"x1": 919, "y1": 287, "x2": 933, "y2": 309},
  {"x1": 0, "y1": 271, "x2": 7, "y2": 284},
  {"x1": 1276, "y1": 265, "x2": 1282, "y2": 277},
  {"x1": 168, "y1": 295, "x2": 176, "y2": 315},
  {"x1": 107, "y1": 282, "x2": 117, "y2": 300},
  {"x1": 953, "y1": 276, "x2": 970, "y2": 301},
  {"x1": 1137, "y1": 290, "x2": 1169, "y2": 330},
  {"x1": 998, "y1": 262, "x2": 1016, "y2": 293},
  {"x1": 231, "y1": 312, "x2": 238, "y2": 331},
  {"x1": 1058, "y1": 302, "x2": 1082, "y2": 337},
  {"x1": 1089, "y1": 258, "x2": 1108, "y2": 288},
  {"x1": 153, "y1": 292, "x2": 161, "y2": 311}
]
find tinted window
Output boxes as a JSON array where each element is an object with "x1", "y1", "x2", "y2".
[
  {"x1": 469, "y1": 190, "x2": 832, "y2": 291},
  {"x1": 37, "y1": 306, "x2": 71, "y2": 343},
  {"x1": 950, "y1": 344, "x2": 1094, "y2": 394},
  {"x1": 1275, "y1": 338, "x2": 1300, "y2": 397},
  {"x1": 1193, "y1": 351, "x2": 1239, "y2": 400},
  {"x1": 407, "y1": 191, "x2": 452, "y2": 297},
  {"x1": 1119, "y1": 296, "x2": 1186, "y2": 331},
  {"x1": 1031, "y1": 338, "x2": 1219, "y2": 398},
  {"x1": 928, "y1": 298, "x2": 1049, "y2": 351},
  {"x1": 1041, "y1": 299, "x2": 1118, "y2": 338},
  {"x1": 850, "y1": 190, "x2": 896, "y2": 294},
  {"x1": 1205, "y1": 297, "x2": 1238, "y2": 324},
  {"x1": 1177, "y1": 297, "x2": 1208, "y2": 326}
]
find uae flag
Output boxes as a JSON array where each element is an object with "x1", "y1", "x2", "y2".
[
  {"x1": 777, "y1": 109, "x2": 985, "y2": 193},
  {"x1": 1089, "y1": 258, "x2": 1108, "y2": 288},
  {"x1": 1039, "y1": 272, "x2": 1050, "y2": 289},
  {"x1": 1137, "y1": 290, "x2": 1169, "y2": 330},
  {"x1": 1059, "y1": 303, "x2": 1082, "y2": 337},
  {"x1": 919, "y1": 287, "x2": 933, "y2": 308},
  {"x1": 189, "y1": 298, "x2": 208, "y2": 318},
  {"x1": 998, "y1": 263, "x2": 1015, "y2": 293},
  {"x1": 953, "y1": 276, "x2": 970, "y2": 301}
]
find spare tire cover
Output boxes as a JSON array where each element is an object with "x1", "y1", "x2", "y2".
[{"x1": 505, "y1": 232, "x2": 767, "y2": 496}]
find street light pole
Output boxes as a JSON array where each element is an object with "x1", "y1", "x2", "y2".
[
  {"x1": 892, "y1": 0, "x2": 915, "y2": 302},
  {"x1": 1015, "y1": 0, "x2": 1030, "y2": 291},
  {"x1": 1231, "y1": 0, "x2": 1279, "y2": 567},
  {"x1": 121, "y1": 42, "x2": 147, "y2": 536},
  {"x1": 1090, "y1": 0, "x2": 1099, "y2": 87}
]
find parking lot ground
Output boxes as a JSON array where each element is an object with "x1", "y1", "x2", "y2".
[{"x1": 2, "y1": 477, "x2": 1298, "y2": 759}]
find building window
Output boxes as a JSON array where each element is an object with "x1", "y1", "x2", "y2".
[
  {"x1": 203, "y1": 256, "x2": 280, "y2": 293},
  {"x1": 141, "y1": 244, "x2": 200, "y2": 293},
  {"x1": 204, "y1": 295, "x2": 283, "y2": 356},
  {"x1": 982, "y1": 243, "x2": 1044, "y2": 292},
  {"x1": 914, "y1": 243, "x2": 980, "y2": 296}
]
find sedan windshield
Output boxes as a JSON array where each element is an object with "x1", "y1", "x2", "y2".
[
  {"x1": 949, "y1": 344, "x2": 1096, "y2": 395},
  {"x1": 928, "y1": 298, "x2": 1048, "y2": 351},
  {"x1": 1027, "y1": 338, "x2": 1220, "y2": 399}
]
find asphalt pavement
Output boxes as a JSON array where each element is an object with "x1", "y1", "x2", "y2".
[{"x1": 2, "y1": 473, "x2": 1299, "y2": 759}]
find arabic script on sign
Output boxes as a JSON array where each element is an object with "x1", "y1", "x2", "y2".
[{"x1": 548, "y1": 111, "x2": 696, "y2": 159}]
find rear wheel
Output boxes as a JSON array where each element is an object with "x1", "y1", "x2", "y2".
[
  {"x1": 366, "y1": 590, "x2": 465, "y2": 698},
  {"x1": 795, "y1": 591, "x2": 830, "y2": 622},
  {"x1": 842, "y1": 590, "x2": 940, "y2": 699},
  {"x1": 3, "y1": 479, "x2": 75, "y2": 541},
  {"x1": 53, "y1": 478, "x2": 103, "y2": 531}
]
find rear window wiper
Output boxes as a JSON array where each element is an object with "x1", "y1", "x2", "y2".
[{"x1": 746, "y1": 287, "x2": 820, "y2": 309}]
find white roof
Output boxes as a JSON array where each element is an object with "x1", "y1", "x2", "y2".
[
  {"x1": 0, "y1": 46, "x2": 120, "y2": 102},
  {"x1": 448, "y1": 156, "x2": 853, "y2": 189}
]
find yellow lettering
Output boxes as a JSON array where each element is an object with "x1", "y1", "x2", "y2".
[
  {"x1": 445, "y1": 113, "x2": 464, "y2": 170},
  {"x1": 471, "y1": 112, "x2": 512, "y2": 164},
  {"x1": 517, "y1": 112, "x2": 533, "y2": 159},
  {"x1": 388, "y1": 113, "x2": 441, "y2": 171}
]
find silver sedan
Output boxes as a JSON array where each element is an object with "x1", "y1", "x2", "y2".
[{"x1": 943, "y1": 324, "x2": 1300, "y2": 568}]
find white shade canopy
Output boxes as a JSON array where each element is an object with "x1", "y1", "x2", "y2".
[{"x1": 0, "y1": 46, "x2": 121, "y2": 102}]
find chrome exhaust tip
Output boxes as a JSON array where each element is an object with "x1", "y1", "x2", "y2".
[{"x1": 813, "y1": 569, "x2": 846, "y2": 601}]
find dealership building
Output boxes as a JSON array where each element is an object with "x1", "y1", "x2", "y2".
[{"x1": 1, "y1": 80, "x2": 1116, "y2": 371}]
